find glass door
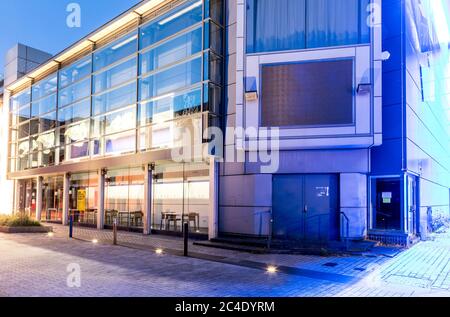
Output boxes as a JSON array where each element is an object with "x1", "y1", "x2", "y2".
[
  {"x1": 42, "y1": 176, "x2": 64, "y2": 222},
  {"x1": 371, "y1": 177, "x2": 401, "y2": 230},
  {"x1": 407, "y1": 175, "x2": 418, "y2": 236}
]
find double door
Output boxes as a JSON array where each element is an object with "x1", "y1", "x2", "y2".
[{"x1": 272, "y1": 174, "x2": 339, "y2": 241}]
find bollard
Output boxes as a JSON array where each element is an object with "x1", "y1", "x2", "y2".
[
  {"x1": 113, "y1": 218, "x2": 118, "y2": 245},
  {"x1": 69, "y1": 214, "x2": 74, "y2": 238},
  {"x1": 183, "y1": 222, "x2": 189, "y2": 257}
]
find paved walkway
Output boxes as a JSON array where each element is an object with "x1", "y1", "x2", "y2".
[{"x1": 0, "y1": 225, "x2": 449, "y2": 297}]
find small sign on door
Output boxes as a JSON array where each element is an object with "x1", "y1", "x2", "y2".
[{"x1": 382, "y1": 192, "x2": 392, "y2": 204}]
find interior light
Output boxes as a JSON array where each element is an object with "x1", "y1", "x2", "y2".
[
  {"x1": 158, "y1": 1, "x2": 202, "y2": 26},
  {"x1": 111, "y1": 35, "x2": 137, "y2": 50}
]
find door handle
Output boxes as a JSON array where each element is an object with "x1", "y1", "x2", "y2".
[{"x1": 304, "y1": 205, "x2": 308, "y2": 213}]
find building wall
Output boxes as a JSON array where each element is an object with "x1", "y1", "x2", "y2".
[
  {"x1": 219, "y1": 0, "x2": 382, "y2": 238},
  {"x1": 372, "y1": 0, "x2": 450, "y2": 238},
  {"x1": 403, "y1": 2, "x2": 450, "y2": 233}
]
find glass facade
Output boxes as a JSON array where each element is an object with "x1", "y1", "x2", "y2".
[
  {"x1": 8, "y1": 0, "x2": 224, "y2": 172},
  {"x1": 246, "y1": 0, "x2": 370, "y2": 53}
]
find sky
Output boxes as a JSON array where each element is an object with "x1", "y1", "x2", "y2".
[{"x1": 0, "y1": 0, "x2": 140, "y2": 75}]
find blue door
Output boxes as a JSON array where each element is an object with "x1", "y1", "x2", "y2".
[{"x1": 272, "y1": 174, "x2": 339, "y2": 241}]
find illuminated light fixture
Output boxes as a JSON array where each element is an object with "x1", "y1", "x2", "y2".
[
  {"x1": 111, "y1": 34, "x2": 138, "y2": 50},
  {"x1": 158, "y1": 0, "x2": 202, "y2": 25},
  {"x1": 155, "y1": 248, "x2": 163, "y2": 254},
  {"x1": 47, "y1": 232, "x2": 54, "y2": 237},
  {"x1": 266, "y1": 266, "x2": 278, "y2": 274},
  {"x1": 92, "y1": 239, "x2": 99, "y2": 244}
]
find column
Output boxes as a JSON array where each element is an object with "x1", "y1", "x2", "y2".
[
  {"x1": 97, "y1": 169, "x2": 105, "y2": 230},
  {"x1": 36, "y1": 176, "x2": 43, "y2": 221},
  {"x1": 62, "y1": 173, "x2": 70, "y2": 226},
  {"x1": 208, "y1": 156, "x2": 219, "y2": 239},
  {"x1": 143, "y1": 164, "x2": 153, "y2": 235}
]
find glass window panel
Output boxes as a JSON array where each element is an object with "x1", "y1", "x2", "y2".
[
  {"x1": 139, "y1": 57, "x2": 201, "y2": 101},
  {"x1": 139, "y1": 87, "x2": 201, "y2": 126},
  {"x1": 31, "y1": 93, "x2": 56, "y2": 117},
  {"x1": 206, "y1": 21, "x2": 223, "y2": 54},
  {"x1": 18, "y1": 123, "x2": 30, "y2": 139},
  {"x1": 105, "y1": 130, "x2": 136, "y2": 154},
  {"x1": 65, "y1": 120, "x2": 90, "y2": 144},
  {"x1": 140, "y1": 0, "x2": 203, "y2": 49},
  {"x1": 30, "y1": 136, "x2": 40, "y2": 152},
  {"x1": 59, "y1": 56, "x2": 92, "y2": 89},
  {"x1": 93, "y1": 81, "x2": 137, "y2": 115},
  {"x1": 90, "y1": 139, "x2": 102, "y2": 156},
  {"x1": 246, "y1": 0, "x2": 306, "y2": 53},
  {"x1": 30, "y1": 119, "x2": 40, "y2": 135},
  {"x1": 37, "y1": 132, "x2": 56, "y2": 150},
  {"x1": 10, "y1": 89, "x2": 31, "y2": 111},
  {"x1": 104, "y1": 107, "x2": 136, "y2": 135},
  {"x1": 261, "y1": 60, "x2": 354, "y2": 127},
  {"x1": 207, "y1": 52, "x2": 222, "y2": 84},
  {"x1": 139, "y1": 27, "x2": 202, "y2": 75},
  {"x1": 40, "y1": 111, "x2": 57, "y2": 132},
  {"x1": 67, "y1": 142, "x2": 89, "y2": 160},
  {"x1": 208, "y1": 0, "x2": 224, "y2": 25},
  {"x1": 203, "y1": 83, "x2": 221, "y2": 115},
  {"x1": 18, "y1": 155, "x2": 29, "y2": 171},
  {"x1": 41, "y1": 149, "x2": 56, "y2": 167},
  {"x1": 91, "y1": 117, "x2": 104, "y2": 139},
  {"x1": 58, "y1": 99, "x2": 91, "y2": 126},
  {"x1": 18, "y1": 105, "x2": 31, "y2": 123},
  {"x1": 32, "y1": 74, "x2": 58, "y2": 101},
  {"x1": 93, "y1": 32, "x2": 138, "y2": 71},
  {"x1": 93, "y1": 57, "x2": 137, "y2": 94},
  {"x1": 140, "y1": 113, "x2": 202, "y2": 150},
  {"x1": 18, "y1": 139, "x2": 30, "y2": 156},
  {"x1": 306, "y1": 0, "x2": 362, "y2": 48},
  {"x1": 30, "y1": 151, "x2": 39, "y2": 168},
  {"x1": 246, "y1": 0, "x2": 370, "y2": 53},
  {"x1": 58, "y1": 78, "x2": 91, "y2": 108}
]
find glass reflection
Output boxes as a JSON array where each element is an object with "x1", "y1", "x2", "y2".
[
  {"x1": 153, "y1": 162, "x2": 209, "y2": 234},
  {"x1": 105, "y1": 168, "x2": 144, "y2": 230},
  {"x1": 42, "y1": 176, "x2": 64, "y2": 222},
  {"x1": 69, "y1": 172, "x2": 98, "y2": 226}
]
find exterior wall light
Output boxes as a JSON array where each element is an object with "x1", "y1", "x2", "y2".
[{"x1": 357, "y1": 83, "x2": 372, "y2": 95}]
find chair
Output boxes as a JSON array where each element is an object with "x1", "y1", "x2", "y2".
[
  {"x1": 183, "y1": 212, "x2": 200, "y2": 232},
  {"x1": 160, "y1": 211, "x2": 181, "y2": 231}
]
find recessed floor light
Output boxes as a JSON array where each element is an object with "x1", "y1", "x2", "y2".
[{"x1": 267, "y1": 266, "x2": 278, "y2": 274}]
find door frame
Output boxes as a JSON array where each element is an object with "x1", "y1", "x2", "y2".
[{"x1": 369, "y1": 174, "x2": 406, "y2": 233}]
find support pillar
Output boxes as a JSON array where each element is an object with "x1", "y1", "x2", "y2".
[
  {"x1": 143, "y1": 164, "x2": 154, "y2": 235},
  {"x1": 208, "y1": 156, "x2": 219, "y2": 240},
  {"x1": 36, "y1": 176, "x2": 43, "y2": 221},
  {"x1": 97, "y1": 169, "x2": 105, "y2": 230},
  {"x1": 62, "y1": 173, "x2": 70, "y2": 226}
]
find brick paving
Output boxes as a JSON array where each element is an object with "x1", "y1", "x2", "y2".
[{"x1": 0, "y1": 224, "x2": 449, "y2": 297}]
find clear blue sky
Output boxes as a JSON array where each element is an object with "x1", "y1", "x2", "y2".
[{"x1": 0, "y1": 0, "x2": 140, "y2": 75}]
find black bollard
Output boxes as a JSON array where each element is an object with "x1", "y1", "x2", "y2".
[
  {"x1": 113, "y1": 218, "x2": 118, "y2": 245},
  {"x1": 183, "y1": 222, "x2": 189, "y2": 257},
  {"x1": 69, "y1": 214, "x2": 74, "y2": 238}
]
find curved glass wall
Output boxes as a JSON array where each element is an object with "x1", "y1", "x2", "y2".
[{"x1": 8, "y1": 0, "x2": 224, "y2": 173}]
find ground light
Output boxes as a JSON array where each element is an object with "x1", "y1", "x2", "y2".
[
  {"x1": 92, "y1": 239, "x2": 98, "y2": 244},
  {"x1": 47, "y1": 232, "x2": 54, "y2": 237},
  {"x1": 266, "y1": 266, "x2": 278, "y2": 274},
  {"x1": 155, "y1": 248, "x2": 163, "y2": 255}
]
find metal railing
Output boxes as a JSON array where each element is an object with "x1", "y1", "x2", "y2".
[
  {"x1": 340, "y1": 212, "x2": 350, "y2": 251},
  {"x1": 254, "y1": 209, "x2": 273, "y2": 249}
]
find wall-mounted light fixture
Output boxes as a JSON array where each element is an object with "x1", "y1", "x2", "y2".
[{"x1": 357, "y1": 83, "x2": 372, "y2": 95}]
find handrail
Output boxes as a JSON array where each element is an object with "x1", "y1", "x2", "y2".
[
  {"x1": 254, "y1": 209, "x2": 273, "y2": 249},
  {"x1": 340, "y1": 212, "x2": 350, "y2": 251}
]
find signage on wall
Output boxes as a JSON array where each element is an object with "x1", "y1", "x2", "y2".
[
  {"x1": 382, "y1": 192, "x2": 392, "y2": 204},
  {"x1": 77, "y1": 189, "x2": 86, "y2": 212},
  {"x1": 316, "y1": 186, "x2": 330, "y2": 197}
]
